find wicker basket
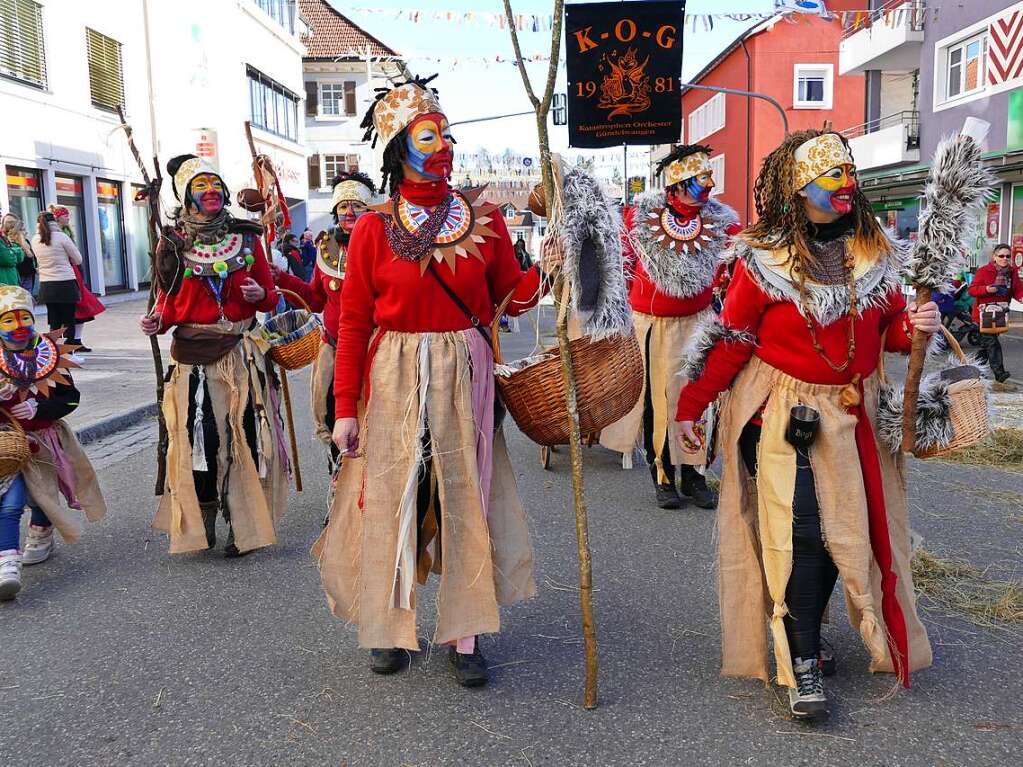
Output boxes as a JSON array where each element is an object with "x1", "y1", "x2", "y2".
[
  {"x1": 883, "y1": 325, "x2": 991, "y2": 459},
  {"x1": 495, "y1": 329, "x2": 643, "y2": 447},
  {"x1": 0, "y1": 410, "x2": 31, "y2": 479},
  {"x1": 263, "y1": 288, "x2": 322, "y2": 370}
]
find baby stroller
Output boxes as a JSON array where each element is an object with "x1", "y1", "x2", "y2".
[{"x1": 935, "y1": 284, "x2": 981, "y2": 348}]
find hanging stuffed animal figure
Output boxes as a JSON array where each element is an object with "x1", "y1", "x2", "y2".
[{"x1": 0, "y1": 286, "x2": 106, "y2": 600}]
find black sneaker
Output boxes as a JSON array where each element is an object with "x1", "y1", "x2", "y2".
[
  {"x1": 76, "y1": 345, "x2": 92, "y2": 353},
  {"x1": 370, "y1": 648, "x2": 409, "y2": 675},
  {"x1": 655, "y1": 483, "x2": 684, "y2": 510},
  {"x1": 449, "y1": 641, "x2": 488, "y2": 687},
  {"x1": 788, "y1": 657, "x2": 829, "y2": 721},
  {"x1": 679, "y1": 466, "x2": 718, "y2": 509}
]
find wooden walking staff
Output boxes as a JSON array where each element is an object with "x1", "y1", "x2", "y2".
[
  {"x1": 115, "y1": 106, "x2": 170, "y2": 495},
  {"x1": 902, "y1": 120, "x2": 995, "y2": 453},
  {"x1": 243, "y1": 122, "x2": 303, "y2": 492},
  {"x1": 503, "y1": 0, "x2": 599, "y2": 710}
]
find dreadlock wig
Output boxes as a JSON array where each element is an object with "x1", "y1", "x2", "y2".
[
  {"x1": 655, "y1": 143, "x2": 714, "y2": 191},
  {"x1": 742, "y1": 129, "x2": 890, "y2": 270},
  {"x1": 360, "y1": 74, "x2": 444, "y2": 196}
]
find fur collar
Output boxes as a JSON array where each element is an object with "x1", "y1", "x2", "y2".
[
  {"x1": 736, "y1": 233, "x2": 910, "y2": 326},
  {"x1": 629, "y1": 191, "x2": 738, "y2": 298}
]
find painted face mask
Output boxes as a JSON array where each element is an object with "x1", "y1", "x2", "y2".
[
  {"x1": 188, "y1": 173, "x2": 226, "y2": 216},
  {"x1": 405, "y1": 112, "x2": 454, "y2": 181},
  {"x1": 0, "y1": 308, "x2": 36, "y2": 351},
  {"x1": 683, "y1": 171, "x2": 715, "y2": 205},
  {"x1": 803, "y1": 163, "x2": 858, "y2": 217},
  {"x1": 335, "y1": 201, "x2": 369, "y2": 241}
]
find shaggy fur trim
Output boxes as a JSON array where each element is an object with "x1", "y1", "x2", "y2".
[
  {"x1": 737, "y1": 235, "x2": 909, "y2": 327},
  {"x1": 628, "y1": 191, "x2": 739, "y2": 298},
  {"x1": 559, "y1": 167, "x2": 632, "y2": 339},
  {"x1": 909, "y1": 134, "x2": 998, "y2": 292},
  {"x1": 876, "y1": 359, "x2": 992, "y2": 453},
  {"x1": 679, "y1": 314, "x2": 756, "y2": 381}
]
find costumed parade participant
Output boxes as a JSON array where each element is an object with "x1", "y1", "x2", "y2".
[
  {"x1": 272, "y1": 171, "x2": 376, "y2": 457},
  {"x1": 314, "y1": 76, "x2": 562, "y2": 686},
  {"x1": 0, "y1": 286, "x2": 105, "y2": 599},
  {"x1": 675, "y1": 131, "x2": 941, "y2": 720},
  {"x1": 600, "y1": 144, "x2": 740, "y2": 510},
  {"x1": 140, "y1": 154, "x2": 287, "y2": 558}
]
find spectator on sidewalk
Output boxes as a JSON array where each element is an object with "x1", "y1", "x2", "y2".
[
  {"x1": 1, "y1": 213, "x2": 36, "y2": 292},
  {"x1": 299, "y1": 228, "x2": 317, "y2": 274},
  {"x1": 0, "y1": 286, "x2": 106, "y2": 601},
  {"x1": 0, "y1": 217, "x2": 25, "y2": 287},
  {"x1": 280, "y1": 233, "x2": 307, "y2": 281},
  {"x1": 31, "y1": 212, "x2": 81, "y2": 343},
  {"x1": 50, "y1": 205, "x2": 105, "y2": 352},
  {"x1": 968, "y1": 243, "x2": 1023, "y2": 383}
]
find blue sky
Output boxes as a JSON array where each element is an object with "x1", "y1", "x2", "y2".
[{"x1": 333, "y1": 0, "x2": 778, "y2": 154}]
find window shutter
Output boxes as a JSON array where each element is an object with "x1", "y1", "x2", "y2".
[
  {"x1": 0, "y1": 0, "x2": 48, "y2": 88},
  {"x1": 305, "y1": 81, "x2": 318, "y2": 117},
  {"x1": 344, "y1": 81, "x2": 357, "y2": 116},
  {"x1": 85, "y1": 28, "x2": 124, "y2": 111},
  {"x1": 308, "y1": 154, "x2": 321, "y2": 190}
]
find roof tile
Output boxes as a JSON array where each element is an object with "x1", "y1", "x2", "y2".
[{"x1": 298, "y1": 0, "x2": 398, "y2": 59}]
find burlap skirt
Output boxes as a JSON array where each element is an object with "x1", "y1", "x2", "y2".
[
  {"x1": 716, "y1": 357, "x2": 931, "y2": 687},
  {"x1": 310, "y1": 339, "x2": 334, "y2": 446},
  {"x1": 313, "y1": 330, "x2": 536, "y2": 650},
  {"x1": 22, "y1": 421, "x2": 106, "y2": 543},
  {"x1": 153, "y1": 332, "x2": 288, "y2": 554},
  {"x1": 600, "y1": 309, "x2": 709, "y2": 470}
]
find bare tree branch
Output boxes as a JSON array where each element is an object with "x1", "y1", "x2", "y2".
[{"x1": 503, "y1": 0, "x2": 540, "y2": 108}]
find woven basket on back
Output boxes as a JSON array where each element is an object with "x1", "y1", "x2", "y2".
[
  {"x1": 263, "y1": 288, "x2": 321, "y2": 371},
  {"x1": 0, "y1": 410, "x2": 31, "y2": 479},
  {"x1": 495, "y1": 328, "x2": 643, "y2": 447},
  {"x1": 882, "y1": 325, "x2": 990, "y2": 459}
]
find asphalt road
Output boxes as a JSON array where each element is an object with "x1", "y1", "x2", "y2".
[{"x1": 3, "y1": 315, "x2": 1022, "y2": 766}]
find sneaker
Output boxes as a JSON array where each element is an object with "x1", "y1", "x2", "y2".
[
  {"x1": 449, "y1": 640, "x2": 488, "y2": 688},
  {"x1": 655, "y1": 483, "x2": 684, "y2": 510},
  {"x1": 788, "y1": 657, "x2": 829, "y2": 721},
  {"x1": 679, "y1": 466, "x2": 718, "y2": 509},
  {"x1": 370, "y1": 648, "x2": 410, "y2": 675},
  {"x1": 0, "y1": 549, "x2": 22, "y2": 601},
  {"x1": 75, "y1": 344, "x2": 92, "y2": 353},
  {"x1": 22, "y1": 525, "x2": 54, "y2": 566}
]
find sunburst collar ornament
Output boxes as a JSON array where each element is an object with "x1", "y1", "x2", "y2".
[
  {"x1": 647, "y1": 206, "x2": 719, "y2": 254},
  {"x1": 0, "y1": 331, "x2": 80, "y2": 398},
  {"x1": 371, "y1": 188, "x2": 501, "y2": 275}
]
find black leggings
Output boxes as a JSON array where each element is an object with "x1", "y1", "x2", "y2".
[
  {"x1": 740, "y1": 422, "x2": 839, "y2": 662},
  {"x1": 46, "y1": 301, "x2": 77, "y2": 339},
  {"x1": 184, "y1": 367, "x2": 260, "y2": 514}
]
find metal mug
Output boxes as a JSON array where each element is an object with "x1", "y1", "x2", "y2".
[{"x1": 785, "y1": 405, "x2": 821, "y2": 449}]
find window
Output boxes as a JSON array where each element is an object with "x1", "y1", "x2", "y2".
[
  {"x1": 254, "y1": 0, "x2": 295, "y2": 34},
  {"x1": 323, "y1": 154, "x2": 360, "y2": 183},
  {"x1": 247, "y1": 66, "x2": 299, "y2": 141},
  {"x1": 320, "y1": 81, "x2": 357, "y2": 116},
  {"x1": 0, "y1": 0, "x2": 47, "y2": 88},
  {"x1": 85, "y1": 28, "x2": 125, "y2": 112},
  {"x1": 687, "y1": 93, "x2": 725, "y2": 143},
  {"x1": 946, "y1": 34, "x2": 986, "y2": 100},
  {"x1": 709, "y1": 154, "x2": 725, "y2": 196},
  {"x1": 793, "y1": 64, "x2": 833, "y2": 109}
]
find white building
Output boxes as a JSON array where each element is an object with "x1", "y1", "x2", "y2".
[
  {"x1": 0, "y1": 0, "x2": 307, "y2": 295},
  {"x1": 299, "y1": 0, "x2": 403, "y2": 234}
]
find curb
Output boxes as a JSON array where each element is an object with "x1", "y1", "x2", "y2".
[{"x1": 74, "y1": 403, "x2": 158, "y2": 446}]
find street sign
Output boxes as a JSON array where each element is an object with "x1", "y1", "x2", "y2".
[
  {"x1": 523, "y1": 157, "x2": 533, "y2": 167},
  {"x1": 552, "y1": 93, "x2": 567, "y2": 126}
]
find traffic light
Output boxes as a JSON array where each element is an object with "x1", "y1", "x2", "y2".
[{"x1": 552, "y1": 93, "x2": 567, "y2": 126}]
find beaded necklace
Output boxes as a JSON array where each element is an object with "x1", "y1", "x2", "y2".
[{"x1": 385, "y1": 192, "x2": 452, "y2": 262}]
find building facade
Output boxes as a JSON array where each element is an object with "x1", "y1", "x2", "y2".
[
  {"x1": 1, "y1": 0, "x2": 306, "y2": 295},
  {"x1": 658, "y1": 1, "x2": 865, "y2": 225},
  {"x1": 299, "y1": 0, "x2": 402, "y2": 234},
  {"x1": 842, "y1": 0, "x2": 1023, "y2": 268}
]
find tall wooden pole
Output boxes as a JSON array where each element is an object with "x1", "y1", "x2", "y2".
[{"x1": 503, "y1": 0, "x2": 598, "y2": 710}]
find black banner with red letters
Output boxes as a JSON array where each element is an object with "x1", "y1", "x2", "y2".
[{"x1": 565, "y1": 1, "x2": 685, "y2": 148}]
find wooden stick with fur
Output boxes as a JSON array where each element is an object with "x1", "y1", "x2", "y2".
[
  {"x1": 902, "y1": 132, "x2": 995, "y2": 452},
  {"x1": 503, "y1": 0, "x2": 599, "y2": 710}
]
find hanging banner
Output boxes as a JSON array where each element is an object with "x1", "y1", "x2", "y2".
[{"x1": 565, "y1": 1, "x2": 685, "y2": 148}]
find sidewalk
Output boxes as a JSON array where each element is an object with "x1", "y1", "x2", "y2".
[{"x1": 64, "y1": 297, "x2": 169, "y2": 441}]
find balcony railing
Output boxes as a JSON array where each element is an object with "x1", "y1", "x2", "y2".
[
  {"x1": 841, "y1": 1, "x2": 925, "y2": 41},
  {"x1": 842, "y1": 110, "x2": 920, "y2": 149}
]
